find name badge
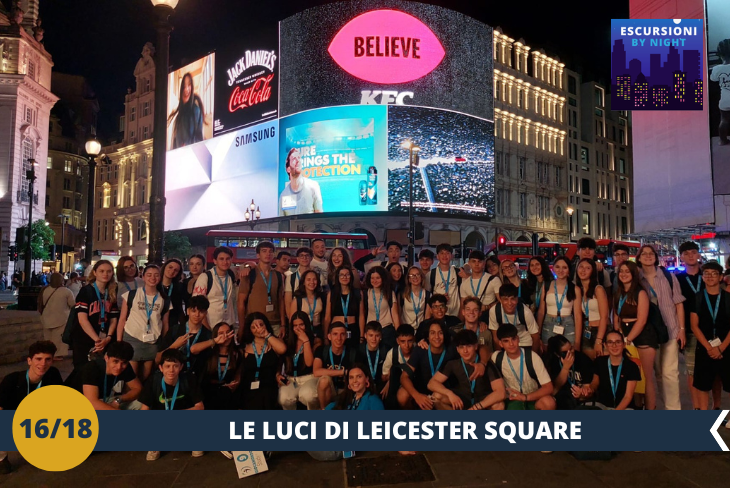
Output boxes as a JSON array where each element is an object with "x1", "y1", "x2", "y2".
[
  {"x1": 583, "y1": 328, "x2": 592, "y2": 340},
  {"x1": 281, "y1": 195, "x2": 297, "y2": 210},
  {"x1": 553, "y1": 325, "x2": 565, "y2": 335},
  {"x1": 266, "y1": 304, "x2": 274, "y2": 312},
  {"x1": 142, "y1": 333, "x2": 155, "y2": 343},
  {"x1": 347, "y1": 331, "x2": 352, "y2": 339},
  {"x1": 709, "y1": 338, "x2": 722, "y2": 348},
  {"x1": 251, "y1": 381, "x2": 260, "y2": 390}
]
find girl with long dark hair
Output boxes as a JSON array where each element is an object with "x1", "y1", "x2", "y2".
[
  {"x1": 539, "y1": 256, "x2": 583, "y2": 350},
  {"x1": 575, "y1": 258, "x2": 609, "y2": 359},
  {"x1": 202, "y1": 322, "x2": 241, "y2": 410},
  {"x1": 325, "y1": 363, "x2": 384, "y2": 410},
  {"x1": 277, "y1": 312, "x2": 317, "y2": 410},
  {"x1": 240, "y1": 312, "x2": 287, "y2": 410},
  {"x1": 364, "y1": 266, "x2": 400, "y2": 349},
  {"x1": 161, "y1": 258, "x2": 185, "y2": 329},
  {"x1": 327, "y1": 247, "x2": 360, "y2": 290},
  {"x1": 168, "y1": 72, "x2": 205, "y2": 149},
  {"x1": 526, "y1": 256, "x2": 553, "y2": 317},
  {"x1": 290, "y1": 270, "x2": 326, "y2": 346},
  {"x1": 324, "y1": 266, "x2": 364, "y2": 348}
]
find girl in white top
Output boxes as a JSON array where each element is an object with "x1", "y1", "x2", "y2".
[
  {"x1": 482, "y1": 256, "x2": 503, "y2": 307},
  {"x1": 576, "y1": 258, "x2": 608, "y2": 359},
  {"x1": 117, "y1": 265, "x2": 170, "y2": 383},
  {"x1": 290, "y1": 270, "x2": 325, "y2": 344},
  {"x1": 365, "y1": 266, "x2": 400, "y2": 349},
  {"x1": 115, "y1": 256, "x2": 144, "y2": 309},
  {"x1": 401, "y1": 266, "x2": 431, "y2": 329},
  {"x1": 538, "y1": 256, "x2": 583, "y2": 350}
]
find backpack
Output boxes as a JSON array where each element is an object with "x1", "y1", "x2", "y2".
[
  {"x1": 495, "y1": 347, "x2": 539, "y2": 383},
  {"x1": 61, "y1": 306, "x2": 78, "y2": 345},
  {"x1": 495, "y1": 302, "x2": 527, "y2": 328},
  {"x1": 125, "y1": 289, "x2": 171, "y2": 318},
  {"x1": 658, "y1": 266, "x2": 674, "y2": 292},
  {"x1": 428, "y1": 266, "x2": 463, "y2": 295},
  {"x1": 203, "y1": 269, "x2": 239, "y2": 296}
]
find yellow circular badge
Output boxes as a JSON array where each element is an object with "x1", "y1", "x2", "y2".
[{"x1": 12, "y1": 385, "x2": 99, "y2": 471}]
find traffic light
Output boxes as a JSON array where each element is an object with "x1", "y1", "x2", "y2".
[
  {"x1": 8, "y1": 245, "x2": 17, "y2": 261},
  {"x1": 553, "y1": 243, "x2": 561, "y2": 258},
  {"x1": 497, "y1": 234, "x2": 507, "y2": 252}
]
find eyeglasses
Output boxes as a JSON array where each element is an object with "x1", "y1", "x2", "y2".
[
  {"x1": 702, "y1": 271, "x2": 720, "y2": 277},
  {"x1": 123, "y1": 265, "x2": 136, "y2": 270},
  {"x1": 408, "y1": 274, "x2": 421, "y2": 279},
  {"x1": 501, "y1": 264, "x2": 515, "y2": 270},
  {"x1": 605, "y1": 340, "x2": 623, "y2": 346},
  {"x1": 613, "y1": 252, "x2": 628, "y2": 257},
  {"x1": 431, "y1": 304, "x2": 447, "y2": 310}
]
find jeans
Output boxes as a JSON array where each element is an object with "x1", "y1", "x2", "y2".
[{"x1": 655, "y1": 339, "x2": 681, "y2": 410}]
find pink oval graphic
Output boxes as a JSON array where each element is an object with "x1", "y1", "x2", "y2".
[{"x1": 328, "y1": 9, "x2": 446, "y2": 84}]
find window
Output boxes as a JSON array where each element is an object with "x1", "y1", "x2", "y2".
[
  {"x1": 594, "y1": 88, "x2": 603, "y2": 107},
  {"x1": 537, "y1": 162, "x2": 543, "y2": 184},
  {"x1": 496, "y1": 189, "x2": 511, "y2": 216},
  {"x1": 140, "y1": 154, "x2": 148, "y2": 176},
  {"x1": 620, "y1": 187, "x2": 627, "y2": 203},
  {"x1": 581, "y1": 147, "x2": 589, "y2": 165},
  {"x1": 555, "y1": 166, "x2": 561, "y2": 186},
  {"x1": 568, "y1": 75, "x2": 577, "y2": 95},
  {"x1": 96, "y1": 220, "x2": 101, "y2": 241},
  {"x1": 518, "y1": 89, "x2": 524, "y2": 108},
  {"x1": 25, "y1": 107, "x2": 33, "y2": 123},
  {"x1": 138, "y1": 185, "x2": 146, "y2": 205},
  {"x1": 568, "y1": 97, "x2": 577, "y2": 107},
  {"x1": 569, "y1": 175, "x2": 574, "y2": 192},
  {"x1": 495, "y1": 152, "x2": 502, "y2": 175},
  {"x1": 124, "y1": 185, "x2": 131, "y2": 207},
  {"x1": 103, "y1": 220, "x2": 108, "y2": 241},
  {"x1": 619, "y1": 129, "x2": 625, "y2": 145},
  {"x1": 144, "y1": 78, "x2": 151, "y2": 93},
  {"x1": 130, "y1": 130, "x2": 135, "y2": 140},
  {"x1": 504, "y1": 153, "x2": 511, "y2": 176},
  {"x1": 22, "y1": 139, "x2": 34, "y2": 198},
  {"x1": 621, "y1": 217, "x2": 628, "y2": 235},
  {"x1": 619, "y1": 118, "x2": 626, "y2": 126},
  {"x1": 572, "y1": 111, "x2": 578, "y2": 128},
  {"x1": 495, "y1": 119, "x2": 502, "y2": 139},
  {"x1": 143, "y1": 101, "x2": 150, "y2": 117},
  {"x1": 62, "y1": 196, "x2": 70, "y2": 209},
  {"x1": 130, "y1": 107, "x2": 136, "y2": 122},
  {"x1": 114, "y1": 164, "x2": 118, "y2": 180},
  {"x1": 63, "y1": 178, "x2": 70, "y2": 190},
  {"x1": 136, "y1": 220, "x2": 147, "y2": 241},
  {"x1": 98, "y1": 192, "x2": 103, "y2": 209},
  {"x1": 28, "y1": 61, "x2": 35, "y2": 80},
  {"x1": 46, "y1": 157, "x2": 52, "y2": 169},
  {"x1": 495, "y1": 81, "x2": 501, "y2": 101},
  {"x1": 519, "y1": 157, "x2": 525, "y2": 180},
  {"x1": 519, "y1": 193, "x2": 527, "y2": 218},
  {"x1": 582, "y1": 211, "x2": 591, "y2": 235},
  {"x1": 119, "y1": 115, "x2": 125, "y2": 132},
  {"x1": 113, "y1": 189, "x2": 118, "y2": 207},
  {"x1": 64, "y1": 160, "x2": 72, "y2": 173},
  {"x1": 619, "y1": 158, "x2": 626, "y2": 174},
  {"x1": 77, "y1": 165, "x2": 81, "y2": 176},
  {"x1": 103, "y1": 185, "x2": 111, "y2": 208},
  {"x1": 143, "y1": 126, "x2": 149, "y2": 140},
  {"x1": 582, "y1": 178, "x2": 590, "y2": 195}
]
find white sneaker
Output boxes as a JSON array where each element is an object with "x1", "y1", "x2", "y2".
[
  {"x1": 146, "y1": 451, "x2": 161, "y2": 461},
  {"x1": 220, "y1": 451, "x2": 233, "y2": 459},
  {"x1": 192, "y1": 451, "x2": 204, "y2": 458}
]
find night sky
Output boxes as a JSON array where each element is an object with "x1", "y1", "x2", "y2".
[{"x1": 38, "y1": 0, "x2": 629, "y2": 139}]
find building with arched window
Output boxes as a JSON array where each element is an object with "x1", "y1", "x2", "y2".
[{"x1": 0, "y1": 2, "x2": 58, "y2": 276}]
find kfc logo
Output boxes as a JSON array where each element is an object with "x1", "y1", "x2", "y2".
[{"x1": 328, "y1": 9, "x2": 445, "y2": 84}]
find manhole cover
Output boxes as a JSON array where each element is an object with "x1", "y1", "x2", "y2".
[{"x1": 346, "y1": 454, "x2": 435, "y2": 487}]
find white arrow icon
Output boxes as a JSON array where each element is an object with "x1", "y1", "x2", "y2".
[{"x1": 710, "y1": 410, "x2": 729, "y2": 451}]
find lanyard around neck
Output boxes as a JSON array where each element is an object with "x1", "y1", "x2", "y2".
[
  {"x1": 162, "y1": 378, "x2": 180, "y2": 411},
  {"x1": 428, "y1": 345, "x2": 445, "y2": 377},
  {"x1": 26, "y1": 370, "x2": 42, "y2": 397},
  {"x1": 506, "y1": 349, "x2": 524, "y2": 393},
  {"x1": 461, "y1": 354, "x2": 480, "y2": 405}
]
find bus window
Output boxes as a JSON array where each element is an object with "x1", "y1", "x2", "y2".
[
  {"x1": 352, "y1": 240, "x2": 366, "y2": 249},
  {"x1": 248, "y1": 237, "x2": 260, "y2": 249},
  {"x1": 288, "y1": 239, "x2": 309, "y2": 249},
  {"x1": 214, "y1": 238, "x2": 228, "y2": 246},
  {"x1": 325, "y1": 239, "x2": 337, "y2": 248},
  {"x1": 272, "y1": 238, "x2": 286, "y2": 248}
]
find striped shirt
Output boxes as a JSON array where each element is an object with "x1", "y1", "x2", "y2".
[{"x1": 640, "y1": 267, "x2": 685, "y2": 340}]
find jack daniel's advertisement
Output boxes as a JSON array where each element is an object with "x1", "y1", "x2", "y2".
[{"x1": 214, "y1": 27, "x2": 279, "y2": 136}]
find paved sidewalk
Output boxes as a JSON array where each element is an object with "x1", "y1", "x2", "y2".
[{"x1": 1, "y1": 450, "x2": 730, "y2": 488}]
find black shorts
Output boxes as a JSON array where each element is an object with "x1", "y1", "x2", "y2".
[{"x1": 692, "y1": 345, "x2": 730, "y2": 392}]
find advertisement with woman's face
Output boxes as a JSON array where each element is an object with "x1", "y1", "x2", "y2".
[{"x1": 167, "y1": 54, "x2": 216, "y2": 151}]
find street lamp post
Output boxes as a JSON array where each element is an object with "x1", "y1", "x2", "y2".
[
  {"x1": 244, "y1": 199, "x2": 261, "y2": 229},
  {"x1": 23, "y1": 159, "x2": 38, "y2": 286},
  {"x1": 58, "y1": 214, "x2": 67, "y2": 273},
  {"x1": 84, "y1": 139, "x2": 101, "y2": 264},
  {"x1": 566, "y1": 206, "x2": 575, "y2": 240},
  {"x1": 401, "y1": 141, "x2": 420, "y2": 267},
  {"x1": 148, "y1": 0, "x2": 179, "y2": 264}
]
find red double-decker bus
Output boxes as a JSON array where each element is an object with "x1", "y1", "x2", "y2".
[
  {"x1": 594, "y1": 239, "x2": 641, "y2": 266},
  {"x1": 205, "y1": 230, "x2": 371, "y2": 266},
  {"x1": 484, "y1": 241, "x2": 577, "y2": 265}
]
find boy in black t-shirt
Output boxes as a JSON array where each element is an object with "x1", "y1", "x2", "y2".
[
  {"x1": 313, "y1": 322, "x2": 357, "y2": 409},
  {"x1": 141, "y1": 349, "x2": 204, "y2": 461},
  {"x1": 415, "y1": 294, "x2": 460, "y2": 343},
  {"x1": 690, "y1": 261, "x2": 730, "y2": 409},
  {"x1": 0, "y1": 341, "x2": 64, "y2": 474},
  {"x1": 157, "y1": 296, "x2": 212, "y2": 377},
  {"x1": 357, "y1": 321, "x2": 390, "y2": 395},
  {"x1": 70, "y1": 341, "x2": 143, "y2": 411},
  {"x1": 428, "y1": 330, "x2": 505, "y2": 410}
]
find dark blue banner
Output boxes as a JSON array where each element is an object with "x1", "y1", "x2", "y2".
[{"x1": 1, "y1": 411, "x2": 728, "y2": 452}]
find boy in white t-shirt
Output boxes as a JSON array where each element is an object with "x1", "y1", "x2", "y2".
[
  {"x1": 710, "y1": 39, "x2": 730, "y2": 145},
  {"x1": 489, "y1": 283, "x2": 540, "y2": 352}
]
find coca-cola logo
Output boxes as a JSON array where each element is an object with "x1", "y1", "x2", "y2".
[
  {"x1": 328, "y1": 9, "x2": 445, "y2": 84},
  {"x1": 228, "y1": 73, "x2": 274, "y2": 113}
]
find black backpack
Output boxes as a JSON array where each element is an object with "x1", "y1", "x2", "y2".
[
  {"x1": 494, "y1": 302, "x2": 527, "y2": 328},
  {"x1": 428, "y1": 266, "x2": 463, "y2": 295},
  {"x1": 494, "y1": 347, "x2": 539, "y2": 383}
]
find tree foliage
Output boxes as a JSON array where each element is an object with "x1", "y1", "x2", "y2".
[
  {"x1": 163, "y1": 231, "x2": 192, "y2": 261},
  {"x1": 19, "y1": 219, "x2": 55, "y2": 261}
]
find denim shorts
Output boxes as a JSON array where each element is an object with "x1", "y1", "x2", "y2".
[
  {"x1": 541, "y1": 315, "x2": 576, "y2": 344},
  {"x1": 123, "y1": 332, "x2": 159, "y2": 362}
]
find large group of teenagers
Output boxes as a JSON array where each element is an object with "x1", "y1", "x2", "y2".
[{"x1": 1, "y1": 236, "x2": 729, "y2": 465}]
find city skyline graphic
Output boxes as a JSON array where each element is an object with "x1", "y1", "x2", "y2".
[{"x1": 611, "y1": 19, "x2": 704, "y2": 111}]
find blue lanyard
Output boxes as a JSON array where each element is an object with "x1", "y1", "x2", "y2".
[
  {"x1": 503, "y1": 310, "x2": 518, "y2": 328},
  {"x1": 438, "y1": 267, "x2": 452, "y2": 294},
  {"x1": 306, "y1": 296, "x2": 318, "y2": 324},
  {"x1": 166, "y1": 282, "x2": 173, "y2": 297},
  {"x1": 398, "y1": 346, "x2": 407, "y2": 364},
  {"x1": 367, "y1": 348, "x2": 380, "y2": 380},
  {"x1": 554, "y1": 283, "x2": 568, "y2": 322},
  {"x1": 143, "y1": 292, "x2": 159, "y2": 332},
  {"x1": 506, "y1": 349, "x2": 524, "y2": 393},
  {"x1": 123, "y1": 280, "x2": 137, "y2": 293},
  {"x1": 26, "y1": 371, "x2": 42, "y2": 397},
  {"x1": 607, "y1": 358, "x2": 624, "y2": 404},
  {"x1": 215, "y1": 273, "x2": 230, "y2": 309},
  {"x1": 686, "y1": 275, "x2": 702, "y2": 294},
  {"x1": 372, "y1": 290, "x2": 384, "y2": 321},
  {"x1": 460, "y1": 354, "x2": 480, "y2": 405},
  {"x1": 92, "y1": 283, "x2": 108, "y2": 330},
  {"x1": 535, "y1": 282, "x2": 543, "y2": 311},
  {"x1": 649, "y1": 286, "x2": 657, "y2": 299},
  {"x1": 293, "y1": 343, "x2": 305, "y2": 378},
  {"x1": 217, "y1": 353, "x2": 230, "y2": 382},
  {"x1": 348, "y1": 392, "x2": 366, "y2": 410},
  {"x1": 583, "y1": 296, "x2": 590, "y2": 325},
  {"x1": 704, "y1": 291, "x2": 721, "y2": 336},
  {"x1": 340, "y1": 293, "x2": 350, "y2": 322},
  {"x1": 518, "y1": 283, "x2": 522, "y2": 299},
  {"x1": 259, "y1": 270, "x2": 273, "y2": 304},
  {"x1": 329, "y1": 346, "x2": 346, "y2": 370},
  {"x1": 427, "y1": 345, "x2": 445, "y2": 377},
  {"x1": 470, "y1": 275, "x2": 484, "y2": 298},
  {"x1": 103, "y1": 374, "x2": 118, "y2": 403},
  {"x1": 185, "y1": 324, "x2": 202, "y2": 369},
  {"x1": 618, "y1": 294, "x2": 628, "y2": 317},
  {"x1": 252, "y1": 338, "x2": 268, "y2": 380},
  {"x1": 410, "y1": 290, "x2": 423, "y2": 319},
  {"x1": 161, "y1": 378, "x2": 180, "y2": 411}
]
